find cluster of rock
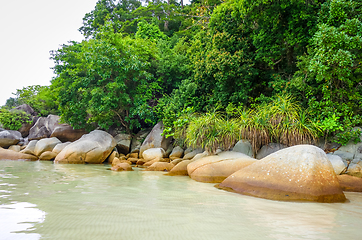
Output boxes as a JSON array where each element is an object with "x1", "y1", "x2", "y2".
[{"x1": 2, "y1": 109, "x2": 362, "y2": 203}]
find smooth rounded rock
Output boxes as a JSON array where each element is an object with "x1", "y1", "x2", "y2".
[
  {"x1": 145, "y1": 162, "x2": 174, "y2": 171},
  {"x1": 39, "y1": 151, "x2": 57, "y2": 161},
  {"x1": 0, "y1": 130, "x2": 22, "y2": 148},
  {"x1": 52, "y1": 142, "x2": 71, "y2": 155},
  {"x1": 187, "y1": 151, "x2": 256, "y2": 183},
  {"x1": 54, "y1": 130, "x2": 116, "y2": 164},
  {"x1": 218, "y1": 145, "x2": 346, "y2": 203},
  {"x1": 8, "y1": 145, "x2": 21, "y2": 152},
  {"x1": 337, "y1": 175, "x2": 362, "y2": 192},
  {"x1": 169, "y1": 146, "x2": 184, "y2": 159},
  {"x1": 256, "y1": 143, "x2": 287, "y2": 159},
  {"x1": 232, "y1": 139, "x2": 253, "y2": 157},
  {"x1": 168, "y1": 160, "x2": 193, "y2": 176},
  {"x1": 50, "y1": 125, "x2": 87, "y2": 142},
  {"x1": 34, "y1": 137, "x2": 61, "y2": 156},
  {"x1": 142, "y1": 148, "x2": 165, "y2": 162},
  {"x1": 183, "y1": 148, "x2": 203, "y2": 160},
  {"x1": 139, "y1": 122, "x2": 172, "y2": 158},
  {"x1": 20, "y1": 140, "x2": 38, "y2": 155},
  {"x1": 0, "y1": 147, "x2": 38, "y2": 161},
  {"x1": 111, "y1": 163, "x2": 133, "y2": 171},
  {"x1": 327, "y1": 154, "x2": 346, "y2": 175}
]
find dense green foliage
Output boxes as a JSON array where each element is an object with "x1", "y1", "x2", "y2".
[
  {"x1": 4, "y1": 0, "x2": 361, "y2": 146},
  {"x1": 0, "y1": 108, "x2": 32, "y2": 130}
]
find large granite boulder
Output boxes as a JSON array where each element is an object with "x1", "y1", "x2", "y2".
[
  {"x1": 50, "y1": 124, "x2": 87, "y2": 142},
  {"x1": 28, "y1": 115, "x2": 61, "y2": 140},
  {"x1": 8, "y1": 145, "x2": 21, "y2": 152},
  {"x1": 256, "y1": 143, "x2": 287, "y2": 159},
  {"x1": 0, "y1": 147, "x2": 38, "y2": 161},
  {"x1": 54, "y1": 130, "x2": 116, "y2": 164},
  {"x1": 145, "y1": 162, "x2": 174, "y2": 171},
  {"x1": 39, "y1": 151, "x2": 57, "y2": 161},
  {"x1": 187, "y1": 151, "x2": 257, "y2": 183},
  {"x1": 20, "y1": 140, "x2": 38, "y2": 155},
  {"x1": 52, "y1": 142, "x2": 71, "y2": 154},
  {"x1": 232, "y1": 139, "x2": 253, "y2": 157},
  {"x1": 139, "y1": 122, "x2": 172, "y2": 158},
  {"x1": 34, "y1": 137, "x2": 62, "y2": 156},
  {"x1": 347, "y1": 162, "x2": 362, "y2": 177},
  {"x1": 218, "y1": 145, "x2": 346, "y2": 203},
  {"x1": 114, "y1": 133, "x2": 132, "y2": 155},
  {"x1": 0, "y1": 130, "x2": 22, "y2": 148}
]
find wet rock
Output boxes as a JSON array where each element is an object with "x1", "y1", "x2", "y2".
[
  {"x1": 337, "y1": 175, "x2": 362, "y2": 192},
  {"x1": 34, "y1": 137, "x2": 62, "y2": 156},
  {"x1": 256, "y1": 143, "x2": 287, "y2": 159},
  {"x1": 111, "y1": 163, "x2": 133, "y2": 171},
  {"x1": 0, "y1": 147, "x2": 38, "y2": 161},
  {"x1": 139, "y1": 122, "x2": 172, "y2": 158},
  {"x1": 347, "y1": 162, "x2": 362, "y2": 178},
  {"x1": 39, "y1": 151, "x2": 57, "y2": 161},
  {"x1": 54, "y1": 130, "x2": 116, "y2": 164},
  {"x1": 127, "y1": 157, "x2": 139, "y2": 164},
  {"x1": 168, "y1": 160, "x2": 193, "y2": 176},
  {"x1": 107, "y1": 150, "x2": 119, "y2": 164},
  {"x1": 218, "y1": 145, "x2": 346, "y2": 203},
  {"x1": 0, "y1": 130, "x2": 22, "y2": 148},
  {"x1": 145, "y1": 162, "x2": 174, "y2": 171},
  {"x1": 187, "y1": 151, "x2": 257, "y2": 183}
]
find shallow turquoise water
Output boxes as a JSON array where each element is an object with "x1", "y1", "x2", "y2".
[{"x1": 1, "y1": 160, "x2": 362, "y2": 240}]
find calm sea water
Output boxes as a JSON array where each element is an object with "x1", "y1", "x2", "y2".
[{"x1": 1, "y1": 160, "x2": 362, "y2": 240}]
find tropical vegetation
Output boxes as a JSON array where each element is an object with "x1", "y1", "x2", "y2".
[{"x1": 2, "y1": 0, "x2": 361, "y2": 151}]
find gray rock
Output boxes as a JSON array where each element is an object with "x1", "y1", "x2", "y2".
[
  {"x1": 52, "y1": 142, "x2": 71, "y2": 155},
  {"x1": 10, "y1": 104, "x2": 35, "y2": 116},
  {"x1": 169, "y1": 146, "x2": 184, "y2": 159},
  {"x1": 20, "y1": 140, "x2": 38, "y2": 155},
  {"x1": 54, "y1": 130, "x2": 116, "y2": 164},
  {"x1": 114, "y1": 133, "x2": 132, "y2": 155},
  {"x1": 50, "y1": 124, "x2": 87, "y2": 142},
  {"x1": 34, "y1": 137, "x2": 62, "y2": 156},
  {"x1": 232, "y1": 139, "x2": 253, "y2": 157},
  {"x1": 327, "y1": 154, "x2": 346, "y2": 175},
  {"x1": 183, "y1": 148, "x2": 203, "y2": 160},
  {"x1": 0, "y1": 130, "x2": 22, "y2": 148},
  {"x1": 28, "y1": 115, "x2": 62, "y2": 140},
  {"x1": 130, "y1": 128, "x2": 151, "y2": 153},
  {"x1": 139, "y1": 122, "x2": 172, "y2": 158},
  {"x1": 256, "y1": 143, "x2": 287, "y2": 159}
]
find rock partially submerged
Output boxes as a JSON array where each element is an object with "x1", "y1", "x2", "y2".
[
  {"x1": 54, "y1": 130, "x2": 116, "y2": 164},
  {"x1": 337, "y1": 175, "x2": 362, "y2": 192},
  {"x1": 218, "y1": 145, "x2": 346, "y2": 203},
  {"x1": 187, "y1": 151, "x2": 256, "y2": 183},
  {"x1": 0, "y1": 147, "x2": 38, "y2": 161}
]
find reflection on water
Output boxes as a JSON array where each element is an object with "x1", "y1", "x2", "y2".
[{"x1": 1, "y1": 160, "x2": 362, "y2": 240}]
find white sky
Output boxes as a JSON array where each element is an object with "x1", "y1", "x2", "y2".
[{"x1": 0, "y1": 0, "x2": 98, "y2": 106}]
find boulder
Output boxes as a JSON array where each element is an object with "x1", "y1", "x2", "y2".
[
  {"x1": 334, "y1": 142, "x2": 362, "y2": 161},
  {"x1": 130, "y1": 128, "x2": 151, "y2": 153},
  {"x1": 169, "y1": 146, "x2": 184, "y2": 159},
  {"x1": 142, "y1": 148, "x2": 165, "y2": 162},
  {"x1": 170, "y1": 158, "x2": 183, "y2": 165},
  {"x1": 337, "y1": 175, "x2": 362, "y2": 192},
  {"x1": 34, "y1": 137, "x2": 62, "y2": 156},
  {"x1": 347, "y1": 162, "x2": 362, "y2": 177},
  {"x1": 0, "y1": 130, "x2": 22, "y2": 148},
  {"x1": 28, "y1": 115, "x2": 62, "y2": 140},
  {"x1": 111, "y1": 163, "x2": 133, "y2": 171},
  {"x1": 20, "y1": 140, "x2": 38, "y2": 155},
  {"x1": 232, "y1": 139, "x2": 253, "y2": 157},
  {"x1": 168, "y1": 160, "x2": 193, "y2": 176},
  {"x1": 10, "y1": 104, "x2": 35, "y2": 116},
  {"x1": 192, "y1": 151, "x2": 209, "y2": 161},
  {"x1": 112, "y1": 157, "x2": 132, "y2": 166},
  {"x1": 114, "y1": 133, "x2": 132, "y2": 155},
  {"x1": 218, "y1": 145, "x2": 346, "y2": 203},
  {"x1": 127, "y1": 152, "x2": 139, "y2": 159},
  {"x1": 50, "y1": 125, "x2": 87, "y2": 142},
  {"x1": 8, "y1": 145, "x2": 21, "y2": 152},
  {"x1": 39, "y1": 151, "x2": 57, "y2": 161},
  {"x1": 0, "y1": 147, "x2": 38, "y2": 161},
  {"x1": 256, "y1": 143, "x2": 287, "y2": 159},
  {"x1": 183, "y1": 148, "x2": 203, "y2": 160},
  {"x1": 184, "y1": 147, "x2": 193, "y2": 156},
  {"x1": 187, "y1": 151, "x2": 257, "y2": 183},
  {"x1": 136, "y1": 159, "x2": 146, "y2": 166},
  {"x1": 52, "y1": 142, "x2": 71, "y2": 155},
  {"x1": 145, "y1": 162, "x2": 174, "y2": 171},
  {"x1": 127, "y1": 157, "x2": 139, "y2": 164},
  {"x1": 139, "y1": 122, "x2": 172, "y2": 158},
  {"x1": 326, "y1": 154, "x2": 346, "y2": 175},
  {"x1": 143, "y1": 159, "x2": 160, "y2": 167},
  {"x1": 54, "y1": 130, "x2": 116, "y2": 164}
]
